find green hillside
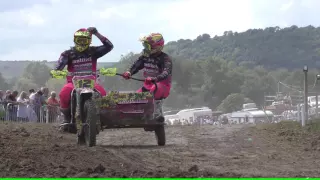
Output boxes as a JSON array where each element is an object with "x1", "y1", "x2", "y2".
[
  {"x1": 3, "y1": 25, "x2": 319, "y2": 78},
  {"x1": 164, "y1": 25, "x2": 320, "y2": 69}
]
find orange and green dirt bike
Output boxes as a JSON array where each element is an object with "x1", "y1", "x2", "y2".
[{"x1": 50, "y1": 68, "x2": 166, "y2": 147}]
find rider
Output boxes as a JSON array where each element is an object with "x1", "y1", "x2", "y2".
[
  {"x1": 52, "y1": 27, "x2": 113, "y2": 127},
  {"x1": 122, "y1": 33, "x2": 172, "y2": 116}
]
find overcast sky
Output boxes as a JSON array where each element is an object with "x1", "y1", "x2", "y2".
[{"x1": 0, "y1": 0, "x2": 319, "y2": 62}]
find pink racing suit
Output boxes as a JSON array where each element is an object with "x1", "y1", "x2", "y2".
[
  {"x1": 128, "y1": 52, "x2": 172, "y2": 100},
  {"x1": 53, "y1": 33, "x2": 113, "y2": 109}
]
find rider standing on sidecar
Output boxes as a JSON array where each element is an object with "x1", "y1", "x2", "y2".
[
  {"x1": 52, "y1": 27, "x2": 113, "y2": 126},
  {"x1": 122, "y1": 33, "x2": 172, "y2": 115}
]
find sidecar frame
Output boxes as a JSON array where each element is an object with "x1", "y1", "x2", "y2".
[{"x1": 95, "y1": 91, "x2": 165, "y2": 130}]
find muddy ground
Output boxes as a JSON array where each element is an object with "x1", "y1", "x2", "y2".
[{"x1": 1, "y1": 121, "x2": 320, "y2": 177}]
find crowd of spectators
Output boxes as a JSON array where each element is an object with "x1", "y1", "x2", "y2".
[
  {"x1": 0, "y1": 87, "x2": 60, "y2": 123},
  {"x1": 195, "y1": 115, "x2": 215, "y2": 125}
]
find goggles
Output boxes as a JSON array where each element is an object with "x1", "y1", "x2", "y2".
[
  {"x1": 74, "y1": 37, "x2": 91, "y2": 45},
  {"x1": 142, "y1": 42, "x2": 151, "y2": 51}
]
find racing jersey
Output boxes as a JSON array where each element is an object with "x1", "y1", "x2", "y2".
[
  {"x1": 54, "y1": 34, "x2": 113, "y2": 83},
  {"x1": 128, "y1": 52, "x2": 172, "y2": 87}
]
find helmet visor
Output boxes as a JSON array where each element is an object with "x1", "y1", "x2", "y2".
[
  {"x1": 142, "y1": 42, "x2": 151, "y2": 51},
  {"x1": 74, "y1": 37, "x2": 90, "y2": 45}
]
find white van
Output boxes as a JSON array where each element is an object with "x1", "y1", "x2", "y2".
[{"x1": 176, "y1": 107, "x2": 212, "y2": 124}]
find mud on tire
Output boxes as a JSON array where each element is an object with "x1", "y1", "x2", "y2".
[
  {"x1": 83, "y1": 99, "x2": 97, "y2": 147},
  {"x1": 154, "y1": 125, "x2": 166, "y2": 146}
]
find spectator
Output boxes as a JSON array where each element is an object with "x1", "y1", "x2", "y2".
[
  {"x1": 5, "y1": 90, "x2": 18, "y2": 121},
  {"x1": 29, "y1": 89, "x2": 35, "y2": 97},
  {"x1": 0, "y1": 90, "x2": 3, "y2": 101},
  {"x1": 5, "y1": 90, "x2": 11, "y2": 96},
  {"x1": 17, "y1": 91, "x2": 29, "y2": 122},
  {"x1": 47, "y1": 91, "x2": 59, "y2": 123},
  {"x1": 40, "y1": 87, "x2": 49, "y2": 122},
  {"x1": 0, "y1": 90, "x2": 4, "y2": 120},
  {"x1": 4, "y1": 90, "x2": 11, "y2": 108},
  {"x1": 41, "y1": 87, "x2": 49, "y2": 101},
  {"x1": 3, "y1": 90, "x2": 10, "y2": 111},
  {"x1": 5, "y1": 90, "x2": 18, "y2": 103},
  {"x1": 30, "y1": 90, "x2": 43, "y2": 122}
]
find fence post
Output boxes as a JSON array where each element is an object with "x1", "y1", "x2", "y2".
[
  {"x1": 297, "y1": 105, "x2": 301, "y2": 122},
  {"x1": 40, "y1": 106, "x2": 43, "y2": 123},
  {"x1": 0, "y1": 103, "x2": 4, "y2": 121},
  {"x1": 46, "y1": 106, "x2": 49, "y2": 123},
  {"x1": 301, "y1": 104, "x2": 305, "y2": 126},
  {"x1": 5, "y1": 103, "x2": 12, "y2": 121},
  {"x1": 303, "y1": 65, "x2": 308, "y2": 126}
]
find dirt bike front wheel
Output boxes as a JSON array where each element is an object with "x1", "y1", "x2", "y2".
[{"x1": 83, "y1": 99, "x2": 98, "y2": 147}]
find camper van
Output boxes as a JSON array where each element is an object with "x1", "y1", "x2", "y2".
[
  {"x1": 242, "y1": 103, "x2": 258, "y2": 111},
  {"x1": 176, "y1": 107, "x2": 213, "y2": 124},
  {"x1": 164, "y1": 110, "x2": 181, "y2": 125},
  {"x1": 164, "y1": 107, "x2": 213, "y2": 125},
  {"x1": 308, "y1": 96, "x2": 320, "y2": 107}
]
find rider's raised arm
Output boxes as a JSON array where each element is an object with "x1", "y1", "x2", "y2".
[
  {"x1": 156, "y1": 54, "x2": 172, "y2": 81},
  {"x1": 92, "y1": 32, "x2": 114, "y2": 59},
  {"x1": 128, "y1": 56, "x2": 145, "y2": 75},
  {"x1": 54, "y1": 51, "x2": 69, "y2": 70}
]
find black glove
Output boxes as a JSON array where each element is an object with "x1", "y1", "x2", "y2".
[{"x1": 87, "y1": 27, "x2": 98, "y2": 35}]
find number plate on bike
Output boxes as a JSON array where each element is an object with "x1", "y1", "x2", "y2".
[{"x1": 72, "y1": 75, "x2": 95, "y2": 88}]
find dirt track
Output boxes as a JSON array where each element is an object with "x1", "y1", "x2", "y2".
[{"x1": 1, "y1": 121, "x2": 320, "y2": 177}]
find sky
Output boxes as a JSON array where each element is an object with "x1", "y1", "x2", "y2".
[{"x1": 0, "y1": 0, "x2": 319, "y2": 62}]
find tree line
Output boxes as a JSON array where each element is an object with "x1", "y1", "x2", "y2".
[{"x1": 1, "y1": 25, "x2": 320, "y2": 113}]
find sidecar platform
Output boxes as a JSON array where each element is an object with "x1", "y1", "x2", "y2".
[{"x1": 95, "y1": 91, "x2": 164, "y2": 129}]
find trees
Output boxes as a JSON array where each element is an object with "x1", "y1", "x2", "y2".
[
  {"x1": 162, "y1": 25, "x2": 320, "y2": 69},
  {"x1": 14, "y1": 78, "x2": 38, "y2": 92},
  {"x1": 2, "y1": 25, "x2": 319, "y2": 111},
  {"x1": 0, "y1": 72, "x2": 9, "y2": 90},
  {"x1": 12, "y1": 61, "x2": 51, "y2": 92},
  {"x1": 46, "y1": 79, "x2": 65, "y2": 94},
  {"x1": 217, "y1": 93, "x2": 246, "y2": 113},
  {"x1": 22, "y1": 61, "x2": 51, "y2": 87}
]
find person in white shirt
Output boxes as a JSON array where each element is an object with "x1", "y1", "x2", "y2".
[
  {"x1": 17, "y1": 91, "x2": 29, "y2": 122},
  {"x1": 29, "y1": 90, "x2": 43, "y2": 122},
  {"x1": 29, "y1": 91, "x2": 35, "y2": 100}
]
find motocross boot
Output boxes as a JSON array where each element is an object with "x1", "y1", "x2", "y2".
[
  {"x1": 60, "y1": 108, "x2": 71, "y2": 124},
  {"x1": 154, "y1": 100, "x2": 164, "y2": 123},
  {"x1": 59, "y1": 108, "x2": 77, "y2": 133}
]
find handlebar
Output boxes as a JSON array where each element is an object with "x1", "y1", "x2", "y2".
[
  {"x1": 113, "y1": 72, "x2": 144, "y2": 82},
  {"x1": 50, "y1": 70, "x2": 96, "y2": 79},
  {"x1": 51, "y1": 69, "x2": 147, "y2": 82},
  {"x1": 50, "y1": 69, "x2": 157, "y2": 92}
]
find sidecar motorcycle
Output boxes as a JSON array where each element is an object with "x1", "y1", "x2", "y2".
[{"x1": 51, "y1": 69, "x2": 166, "y2": 147}]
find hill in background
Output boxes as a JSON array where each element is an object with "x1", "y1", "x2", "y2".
[
  {"x1": 3, "y1": 25, "x2": 320, "y2": 79},
  {"x1": 164, "y1": 25, "x2": 320, "y2": 69}
]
